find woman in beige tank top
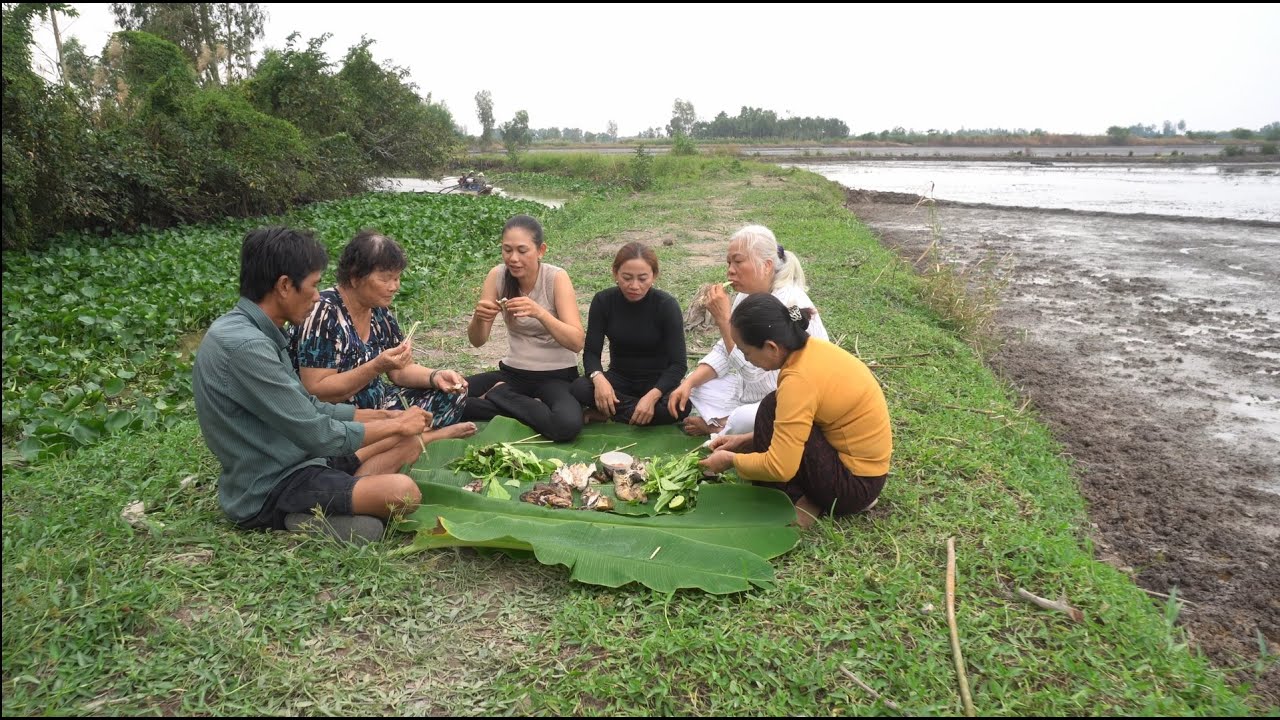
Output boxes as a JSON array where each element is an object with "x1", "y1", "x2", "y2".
[{"x1": 463, "y1": 215, "x2": 587, "y2": 441}]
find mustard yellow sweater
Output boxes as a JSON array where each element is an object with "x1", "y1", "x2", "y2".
[{"x1": 733, "y1": 338, "x2": 892, "y2": 481}]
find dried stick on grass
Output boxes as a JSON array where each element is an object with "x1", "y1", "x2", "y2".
[
  {"x1": 1015, "y1": 588, "x2": 1085, "y2": 623},
  {"x1": 942, "y1": 403, "x2": 1005, "y2": 418},
  {"x1": 839, "y1": 666, "x2": 901, "y2": 712},
  {"x1": 1142, "y1": 587, "x2": 1198, "y2": 606},
  {"x1": 946, "y1": 537, "x2": 976, "y2": 717}
]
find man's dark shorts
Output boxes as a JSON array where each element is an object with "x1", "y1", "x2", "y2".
[{"x1": 240, "y1": 454, "x2": 362, "y2": 531}]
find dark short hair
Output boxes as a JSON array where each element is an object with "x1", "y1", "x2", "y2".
[
  {"x1": 336, "y1": 230, "x2": 407, "y2": 286},
  {"x1": 239, "y1": 226, "x2": 328, "y2": 302},
  {"x1": 731, "y1": 293, "x2": 815, "y2": 352},
  {"x1": 501, "y1": 214, "x2": 545, "y2": 300},
  {"x1": 612, "y1": 241, "x2": 659, "y2": 275}
]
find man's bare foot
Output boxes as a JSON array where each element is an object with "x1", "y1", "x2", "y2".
[
  {"x1": 583, "y1": 407, "x2": 610, "y2": 424},
  {"x1": 426, "y1": 421, "x2": 477, "y2": 442},
  {"x1": 680, "y1": 415, "x2": 725, "y2": 437}
]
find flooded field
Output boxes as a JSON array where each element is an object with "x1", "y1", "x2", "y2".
[
  {"x1": 793, "y1": 160, "x2": 1280, "y2": 222},
  {"x1": 841, "y1": 176, "x2": 1279, "y2": 702},
  {"x1": 509, "y1": 143, "x2": 1249, "y2": 158}
]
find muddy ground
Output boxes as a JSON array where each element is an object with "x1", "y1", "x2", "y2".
[{"x1": 846, "y1": 189, "x2": 1280, "y2": 704}]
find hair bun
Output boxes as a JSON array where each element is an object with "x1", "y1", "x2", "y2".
[{"x1": 787, "y1": 305, "x2": 814, "y2": 330}]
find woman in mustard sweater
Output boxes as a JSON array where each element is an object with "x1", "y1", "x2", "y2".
[{"x1": 699, "y1": 293, "x2": 892, "y2": 527}]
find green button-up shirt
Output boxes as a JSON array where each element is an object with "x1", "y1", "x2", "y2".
[{"x1": 194, "y1": 298, "x2": 366, "y2": 523}]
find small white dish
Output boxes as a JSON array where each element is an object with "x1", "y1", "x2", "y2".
[{"x1": 599, "y1": 451, "x2": 633, "y2": 472}]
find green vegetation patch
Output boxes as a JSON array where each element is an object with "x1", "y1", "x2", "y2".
[{"x1": 2, "y1": 192, "x2": 547, "y2": 461}]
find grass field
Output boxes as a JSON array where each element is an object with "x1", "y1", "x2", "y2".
[{"x1": 2, "y1": 156, "x2": 1265, "y2": 715}]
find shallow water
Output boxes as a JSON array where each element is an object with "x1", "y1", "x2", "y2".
[{"x1": 793, "y1": 161, "x2": 1280, "y2": 222}]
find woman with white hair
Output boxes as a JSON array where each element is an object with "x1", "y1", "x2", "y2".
[{"x1": 667, "y1": 224, "x2": 828, "y2": 436}]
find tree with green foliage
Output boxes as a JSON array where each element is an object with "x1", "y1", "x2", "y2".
[
  {"x1": 475, "y1": 89, "x2": 494, "y2": 146},
  {"x1": 2, "y1": 3, "x2": 92, "y2": 249},
  {"x1": 246, "y1": 32, "x2": 357, "y2": 138},
  {"x1": 4, "y1": 13, "x2": 458, "y2": 249},
  {"x1": 607, "y1": 120, "x2": 618, "y2": 142},
  {"x1": 109, "y1": 3, "x2": 264, "y2": 85},
  {"x1": 1106, "y1": 125, "x2": 1131, "y2": 143},
  {"x1": 500, "y1": 109, "x2": 530, "y2": 164},
  {"x1": 667, "y1": 98, "x2": 696, "y2": 138},
  {"x1": 337, "y1": 37, "x2": 460, "y2": 177},
  {"x1": 57, "y1": 35, "x2": 96, "y2": 99},
  {"x1": 218, "y1": 3, "x2": 266, "y2": 82}
]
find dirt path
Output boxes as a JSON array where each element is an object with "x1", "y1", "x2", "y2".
[{"x1": 847, "y1": 189, "x2": 1280, "y2": 703}]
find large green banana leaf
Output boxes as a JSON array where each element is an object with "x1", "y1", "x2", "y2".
[{"x1": 401, "y1": 417, "x2": 801, "y2": 594}]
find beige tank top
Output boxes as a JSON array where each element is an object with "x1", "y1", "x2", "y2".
[{"x1": 500, "y1": 263, "x2": 579, "y2": 371}]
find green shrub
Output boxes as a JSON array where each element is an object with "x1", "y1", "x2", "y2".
[
  {"x1": 629, "y1": 145, "x2": 654, "y2": 190},
  {"x1": 671, "y1": 132, "x2": 698, "y2": 156},
  {"x1": 181, "y1": 88, "x2": 312, "y2": 216},
  {"x1": 112, "y1": 31, "x2": 198, "y2": 116}
]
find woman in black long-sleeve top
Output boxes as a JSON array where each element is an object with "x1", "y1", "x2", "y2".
[{"x1": 569, "y1": 243, "x2": 691, "y2": 425}]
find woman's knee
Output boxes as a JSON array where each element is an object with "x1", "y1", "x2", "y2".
[
  {"x1": 542, "y1": 410, "x2": 583, "y2": 442},
  {"x1": 568, "y1": 377, "x2": 594, "y2": 406}
]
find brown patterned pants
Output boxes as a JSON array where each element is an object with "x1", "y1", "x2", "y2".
[{"x1": 753, "y1": 392, "x2": 886, "y2": 517}]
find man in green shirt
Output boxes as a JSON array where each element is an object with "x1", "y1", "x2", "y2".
[{"x1": 194, "y1": 227, "x2": 431, "y2": 543}]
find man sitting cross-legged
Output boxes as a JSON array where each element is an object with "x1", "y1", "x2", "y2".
[{"x1": 193, "y1": 226, "x2": 430, "y2": 544}]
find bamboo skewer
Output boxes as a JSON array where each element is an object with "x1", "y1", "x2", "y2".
[
  {"x1": 946, "y1": 537, "x2": 976, "y2": 717},
  {"x1": 593, "y1": 442, "x2": 637, "y2": 459},
  {"x1": 398, "y1": 391, "x2": 428, "y2": 454}
]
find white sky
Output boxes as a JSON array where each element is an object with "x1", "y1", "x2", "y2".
[{"x1": 28, "y1": 2, "x2": 1280, "y2": 137}]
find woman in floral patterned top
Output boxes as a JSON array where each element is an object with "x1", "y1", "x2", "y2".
[{"x1": 290, "y1": 230, "x2": 476, "y2": 441}]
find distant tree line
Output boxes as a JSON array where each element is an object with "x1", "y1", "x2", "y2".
[
  {"x1": 1108, "y1": 120, "x2": 1279, "y2": 144},
  {"x1": 650, "y1": 99, "x2": 850, "y2": 142},
  {"x1": 3, "y1": 2, "x2": 460, "y2": 250},
  {"x1": 528, "y1": 124, "x2": 620, "y2": 144}
]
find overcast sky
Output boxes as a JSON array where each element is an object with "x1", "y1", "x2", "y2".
[{"x1": 28, "y1": 3, "x2": 1280, "y2": 137}]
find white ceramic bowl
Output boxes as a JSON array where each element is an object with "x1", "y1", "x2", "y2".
[{"x1": 599, "y1": 451, "x2": 633, "y2": 472}]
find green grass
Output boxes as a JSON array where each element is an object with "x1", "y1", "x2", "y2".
[{"x1": 2, "y1": 158, "x2": 1267, "y2": 715}]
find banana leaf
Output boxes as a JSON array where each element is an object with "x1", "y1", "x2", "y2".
[{"x1": 402, "y1": 417, "x2": 801, "y2": 594}]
